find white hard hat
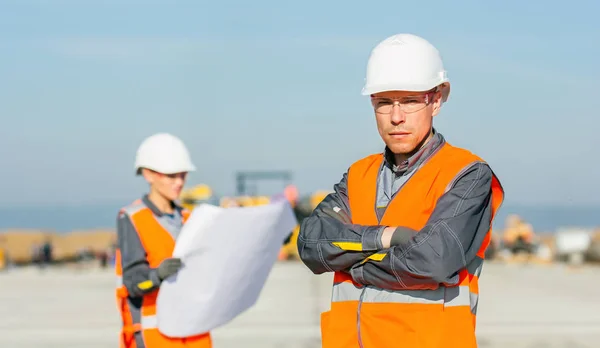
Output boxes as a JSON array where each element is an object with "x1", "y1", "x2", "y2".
[
  {"x1": 134, "y1": 133, "x2": 196, "y2": 175},
  {"x1": 362, "y1": 33, "x2": 450, "y2": 102}
]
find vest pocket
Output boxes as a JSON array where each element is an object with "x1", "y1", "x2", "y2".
[
  {"x1": 321, "y1": 305, "x2": 361, "y2": 348},
  {"x1": 358, "y1": 303, "x2": 444, "y2": 347},
  {"x1": 440, "y1": 307, "x2": 478, "y2": 348}
]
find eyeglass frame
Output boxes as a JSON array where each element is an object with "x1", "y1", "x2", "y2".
[{"x1": 370, "y1": 87, "x2": 440, "y2": 115}]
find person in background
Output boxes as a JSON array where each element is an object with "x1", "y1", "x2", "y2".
[
  {"x1": 40, "y1": 237, "x2": 53, "y2": 269},
  {"x1": 114, "y1": 133, "x2": 212, "y2": 348}
]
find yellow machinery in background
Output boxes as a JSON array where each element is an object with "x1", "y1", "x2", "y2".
[
  {"x1": 179, "y1": 182, "x2": 331, "y2": 262},
  {"x1": 279, "y1": 190, "x2": 331, "y2": 261},
  {"x1": 215, "y1": 188, "x2": 331, "y2": 261},
  {"x1": 0, "y1": 235, "x2": 6, "y2": 270},
  {"x1": 218, "y1": 195, "x2": 271, "y2": 208},
  {"x1": 178, "y1": 185, "x2": 598, "y2": 267},
  {"x1": 0, "y1": 248, "x2": 5, "y2": 270},
  {"x1": 494, "y1": 214, "x2": 556, "y2": 264},
  {"x1": 501, "y1": 214, "x2": 536, "y2": 256},
  {"x1": 180, "y1": 184, "x2": 215, "y2": 211}
]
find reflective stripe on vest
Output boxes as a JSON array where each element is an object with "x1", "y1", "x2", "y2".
[
  {"x1": 332, "y1": 282, "x2": 471, "y2": 307},
  {"x1": 141, "y1": 314, "x2": 158, "y2": 329},
  {"x1": 320, "y1": 142, "x2": 505, "y2": 348},
  {"x1": 331, "y1": 256, "x2": 486, "y2": 318}
]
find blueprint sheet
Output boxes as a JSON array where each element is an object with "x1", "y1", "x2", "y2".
[{"x1": 155, "y1": 200, "x2": 298, "y2": 337}]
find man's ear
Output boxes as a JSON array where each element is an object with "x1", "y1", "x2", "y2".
[
  {"x1": 431, "y1": 92, "x2": 443, "y2": 117},
  {"x1": 141, "y1": 168, "x2": 155, "y2": 184}
]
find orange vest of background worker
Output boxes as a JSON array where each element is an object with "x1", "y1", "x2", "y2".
[
  {"x1": 115, "y1": 133, "x2": 212, "y2": 348},
  {"x1": 297, "y1": 34, "x2": 505, "y2": 348}
]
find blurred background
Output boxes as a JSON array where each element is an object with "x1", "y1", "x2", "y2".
[{"x1": 1, "y1": 0, "x2": 599, "y2": 347}]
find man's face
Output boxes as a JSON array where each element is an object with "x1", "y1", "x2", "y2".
[
  {"x1": 371, "y1": 89, "x2": 442, "y2": 156},
  {"x1": 143, "y1": 170, "x2": 188, "y2": 201}
]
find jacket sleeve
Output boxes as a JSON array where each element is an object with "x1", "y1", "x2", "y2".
[
  {"x1": 349, "y1": 162, "x2": 495, "y2": 290},
  {"x1": 297, "y1": 170, "x2": 385, "y2": 274},
  {"x1": 117, "y1": 213, "x2": 162, "y2": 297}
]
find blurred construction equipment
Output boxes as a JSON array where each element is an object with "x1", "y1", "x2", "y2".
[
  {"x1": 180, "y1": 184, "x2": 219, "y2": 210},
  {"x1": 180, "y1": 184, "x2": 600, "y2": 267},
  {"x1": 0, "y1": 229, "x2": 116, "y2": 268},
  {"x1": 0, "y1": 240, "x2": 5, "y2": 271},
  {"x1": 278, "y1": 190, "x2": 331, "y2": 261},
  {"x1": 502, "y1": 215, "x2": 535, "y2": 253},
  {"x1": 2, "y1": 182, "x2": 600, "y2": 269},
  {"x1": 489, "y1": 214, "x2": 600, "y2": 266},
  {"x1": 235, "y1": 170, "x2": 293, "y2": 196},
  {"x1": 178, "y1": 178, "x2": 330, "y2": 262},
  {"x1": 554, "y1": 227, "x2": 597, "y2": 266},
  {"x1": 494, "y1": 215, "x2": 551, "y2": 264}
]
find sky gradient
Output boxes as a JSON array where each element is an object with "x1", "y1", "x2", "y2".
[{"x1": 1, "y1": 0, "x2": 599, "y2": 208}]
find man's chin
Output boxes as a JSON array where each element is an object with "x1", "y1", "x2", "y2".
[
  {"x1": 168, "y1": 193, "x2": 181, "y2": 201},
  {"x1": 386, "y1": 143, "x2": 414, "y2": 155}
]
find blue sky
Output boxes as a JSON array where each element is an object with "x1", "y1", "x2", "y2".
[{"x1": 1, "y1": 0, "x2": 599, "y2": 208}]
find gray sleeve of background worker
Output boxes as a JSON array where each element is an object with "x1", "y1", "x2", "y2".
[
  {"x1": 297, "y1": 171, "x2": 385, "y2": 274},
  {"x1": 349, "y1": 162, "x2": 495, "y2": 290},
  {"x1": 117, "y1": 214, "x2": 181, "y2": 297}
]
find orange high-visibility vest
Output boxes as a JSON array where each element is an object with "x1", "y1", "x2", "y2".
[
  {"x1": 115, "y1": 200, "x2": 212, "y2": 348},
  {"x1": 320, "y1": 143, "x2": 504, "y2": 348}
]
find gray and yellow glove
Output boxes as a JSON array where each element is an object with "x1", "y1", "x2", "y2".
[{"x1": 157, "y1": 257, "x2": 182, "y2": 280}]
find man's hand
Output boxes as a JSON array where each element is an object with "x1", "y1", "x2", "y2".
[{"x1": 157, "y1": 257, "x2": 182, "y2": 280}]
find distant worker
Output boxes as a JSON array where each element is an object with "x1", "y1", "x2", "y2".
[
  {"x1": 115, "y1": 133, "x2": 212, "y2": 348},
  {"x1": 40, "y1": 237, "x2": 53, "y2": 269},
  {"x1": 297, "y1": 33, "x2": 505, "y2": 348}
]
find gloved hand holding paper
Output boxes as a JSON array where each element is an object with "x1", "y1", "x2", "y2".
[{"x1": 155, "y1": 199, "x2": 298, "y2": 338}]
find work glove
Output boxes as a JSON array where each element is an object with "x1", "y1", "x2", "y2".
[{"x1": 157, "y1": 257, "x2": 182, "y2": 280}]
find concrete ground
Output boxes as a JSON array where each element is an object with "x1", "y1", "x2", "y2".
[{"x1": 0, "y1": 261, "x2": 599, "y2": 348}]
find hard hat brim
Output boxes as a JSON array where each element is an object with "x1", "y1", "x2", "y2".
[
  {"x1": 362, "y1": 82, "x2": 450, "y2": 103},
  {"x1": 135, "y1": 164, "x2": 196, "y2": 176}
]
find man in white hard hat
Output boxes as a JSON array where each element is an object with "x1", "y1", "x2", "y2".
[
  {"x1": 114, "y1": 133, "x2": 212, "y2": 348},
  {"x1": 297, "y1": 34, "x2": 505, "y2": 347}
]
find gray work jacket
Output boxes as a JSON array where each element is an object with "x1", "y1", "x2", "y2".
[{"x1": 297, "y1": 130, "x2": 497, "y2": 289}]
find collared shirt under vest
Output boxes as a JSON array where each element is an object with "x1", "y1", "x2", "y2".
[{"x1": 319, "y1": 142, "x2": 504, "y2": 348}]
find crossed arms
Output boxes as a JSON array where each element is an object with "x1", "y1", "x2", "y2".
[{"x1": 296, "y1": 162, "x2": 494, "y2": 290}]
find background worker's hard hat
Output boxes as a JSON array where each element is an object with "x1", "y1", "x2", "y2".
[
  {"x1": 362, "y1": 33, "x2": 451, "y2": 102},
  {"x1": 134, "y1": 133, "x2": 196, "y2": 175}
]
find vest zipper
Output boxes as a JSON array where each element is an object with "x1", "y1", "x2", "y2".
[{"x1": 357, "y1": 287, "x2": 367, "y2": 348}]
